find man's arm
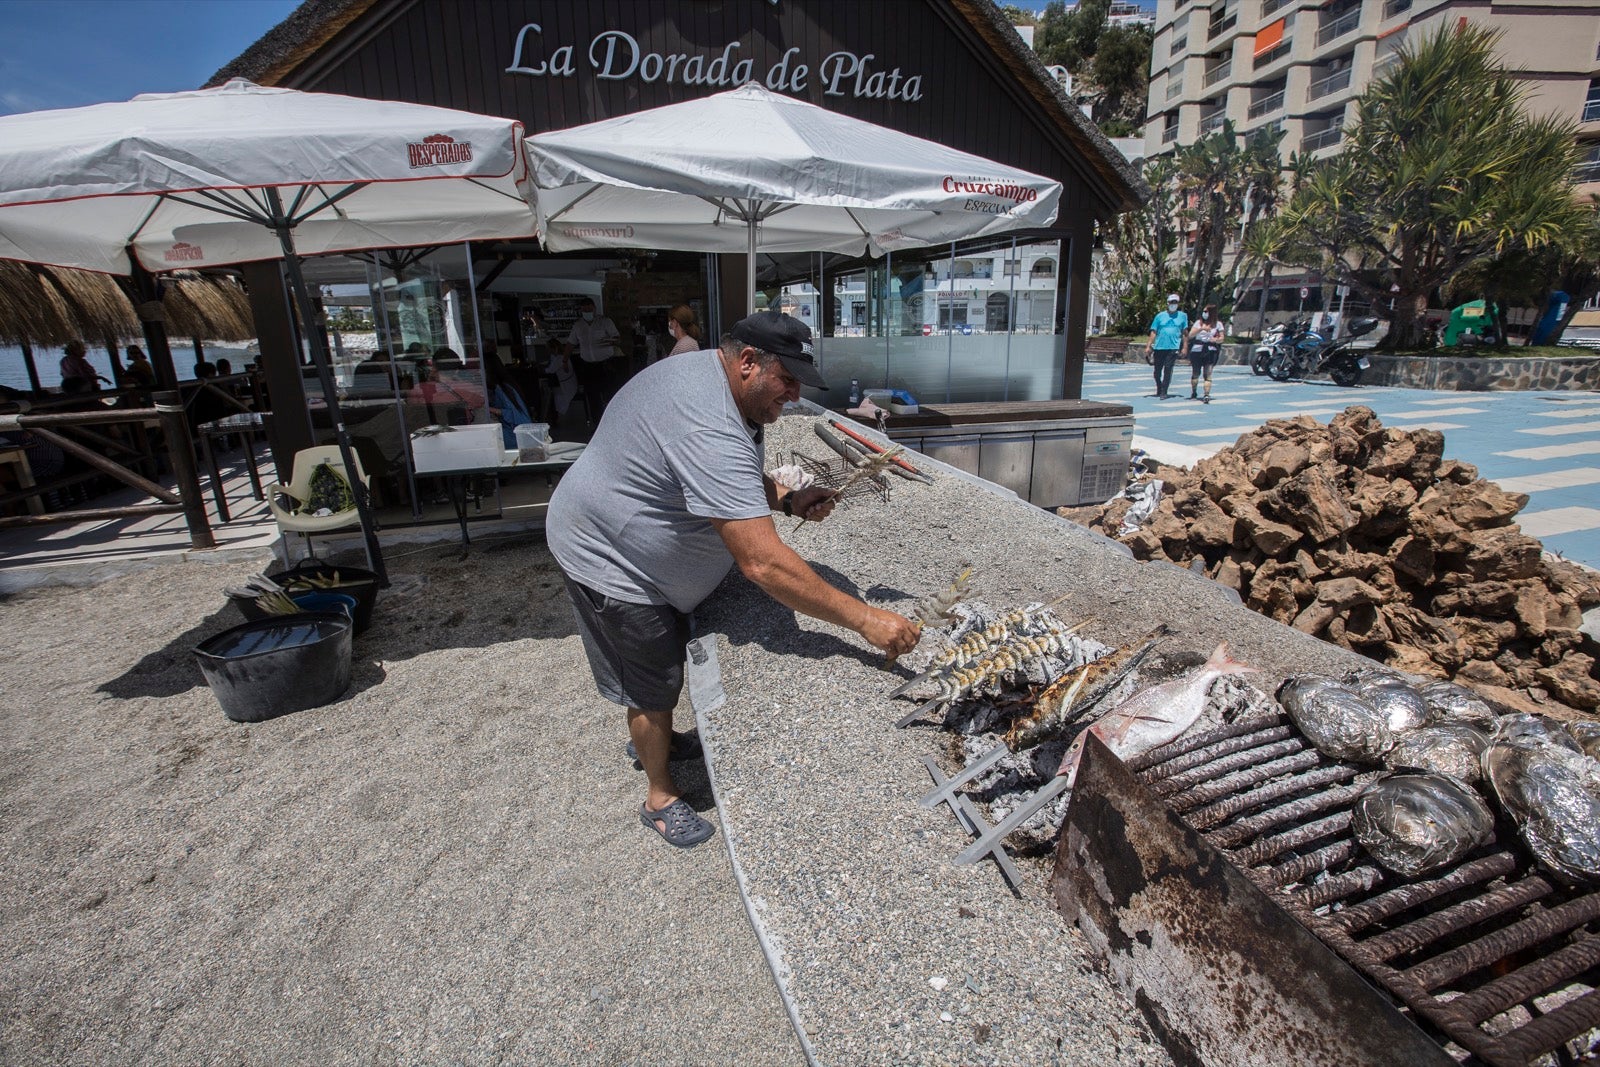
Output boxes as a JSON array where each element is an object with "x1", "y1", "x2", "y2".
[{"x1": 710, "y1": 515, "x2": 921, "y2": 656}]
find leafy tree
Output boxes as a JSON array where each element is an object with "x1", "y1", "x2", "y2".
[
  {"x1": 1089, "y1": 24, "x2": 1152, "y2": 132},
  {"x1": 1273, "y1": 26, "x2": 1587, "y2": 350},
  {"x1": 1000, "y1": 4, "x2": 1037, "y2": 26}
]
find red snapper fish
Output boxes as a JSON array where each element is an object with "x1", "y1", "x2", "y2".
[{"x1": 1057, "y1": 643, "x2": 1257, "y2": 788}]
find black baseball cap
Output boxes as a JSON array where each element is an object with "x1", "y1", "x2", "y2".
[{"x1": 730, "y1": 311, "x2": 827, "y2": 389}]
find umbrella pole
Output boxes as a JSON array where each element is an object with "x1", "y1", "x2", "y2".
[
  {"x1": 264, "y1": 191, "x2": 389, "y2": 587},
  {"x1": 747, "y1": 210, "x2": 757, "y2": 316}
]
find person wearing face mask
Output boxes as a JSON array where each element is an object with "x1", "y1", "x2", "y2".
[
  {"x1": 1148, "y1": 293, "x2": 1188, "y2": 400},
  {"x1": 666, "y1": 304, "x2": 702, "y2": 357},
  {"x1": 566, "y1": 296, "x2": 622, "y2": 426},
  {"x1": 1185, "y1": 303, "x2": 1224, "y2": 402}
]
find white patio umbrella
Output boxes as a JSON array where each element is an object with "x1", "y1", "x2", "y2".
[
  {"x1": 0, "y1": 80, "x2": 541, "y2": 582},
  {"x1": 527, "y1": 83, "x2": 1062, "y2": 312}
]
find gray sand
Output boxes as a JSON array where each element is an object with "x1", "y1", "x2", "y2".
[{"x1": 0, "y1": 541, "x2": 798, "y2": 1065}]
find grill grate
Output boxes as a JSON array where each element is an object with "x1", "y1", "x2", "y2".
[{"x1": 1125, "y1": 715, "x2": 1600, "y2": 1066}]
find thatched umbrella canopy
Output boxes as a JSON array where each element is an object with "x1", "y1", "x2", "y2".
[{"x1": 0, "y1": 263, "x2": 256, "y2": 347}]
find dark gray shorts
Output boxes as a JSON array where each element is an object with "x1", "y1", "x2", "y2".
[{"x1": 563, "y1": 575, "x2": 690, "y2": 712}]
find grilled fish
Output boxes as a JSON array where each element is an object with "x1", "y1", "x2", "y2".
[
  {"x1": 1056, "y1": 642, "x2": 1257, "y2": 786},
  {"x1": 1281, "y1": 676, "x2": 1394, "y2": 764},
  {"x1": 1484, "y1": 716, "x2": 1600, "y2": 884},
  {"x1": 1004, "y1": 623, "x2": 1169, "y2": 752},
  {"x1": 1352, "y1": 772, "x2": 1494, "y2": 878}
]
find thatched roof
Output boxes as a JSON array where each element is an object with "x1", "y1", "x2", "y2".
[{"x1": 0, "y1": 265, "x2": 256, "y2": 346}]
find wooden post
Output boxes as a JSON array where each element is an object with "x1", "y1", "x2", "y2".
[
  {"x1": 126, "y1": 260, "x2": 179, "y2": 390},
  {"x1": 154, "y1": 389, "x2": 215, "y2": 550},
  {"x1": 19, "y1": 340, "x2": 42, "y2": 392},
  {"x1": 104, "y1": 336, "x2": 126, "y2": 388}
]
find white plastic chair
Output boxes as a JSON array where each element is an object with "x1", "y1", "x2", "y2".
[{"x1": 267, "y1": 445, "x2": 369, "y2": 561}]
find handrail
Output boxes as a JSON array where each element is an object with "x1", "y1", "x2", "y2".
[
  {"x1": 1317, "y1": 9, "x2": 1360, "y2": 46},
  {"x1": 0, "y1": 390, "x2": 214, "y2": 548},
  {"x1": 1382, "y1": 0, "x2": 1412, "y2": 17},
  {"x1": 1307, "y1": 68, "x2": 1353, "y2": 99},
  {"x1": 1583, "y1": 99, "x2": 1600, "y2": 123},
  {"x1": 1203, "y1": 61, "x2": 1233, "y2": 87},
  {"x1": 1301, "y1": 125, "x2": 1345, "y2": 152},
  {"x1": 1248, "y1": 89, "x2": 1286, "y2": 118}
]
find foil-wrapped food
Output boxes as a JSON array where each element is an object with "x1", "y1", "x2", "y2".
[{"x1": 1352, "y1": 772, "x2": 1494, "y2": 878}]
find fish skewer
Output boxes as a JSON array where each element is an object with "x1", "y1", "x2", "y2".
[
  {"x1": 888, "y1": 596, "x2": 1073, "y2": 699},
  {"x1": 790, "y1": 444, "x2": 907, "y2": 531},
  {"x1": 1003, "y1": 623, "x2": 1170, "y2": 752},
  {"x1": 885, "y1": 567, "x2": 978, "y2": 669},
  {"x1": 895, "y1": 623, "x2": 1086, "y2": 728},
  {"x1": 826, "y1": 418, "x2": 933, "y2": 483}
]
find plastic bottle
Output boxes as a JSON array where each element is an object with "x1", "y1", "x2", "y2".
[{"x1": 848, "y1": 378, "x2": 861, "y2": 406}]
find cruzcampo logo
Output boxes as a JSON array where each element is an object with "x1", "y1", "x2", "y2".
[
  {"x1": 163, "y1": 242, "x2": 204, "y2": 263},
  {"x1": 408, "y1": 134, "x2": 474, "y2": 169}
]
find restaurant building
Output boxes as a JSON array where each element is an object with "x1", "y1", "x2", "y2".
[{"x1": 215, "y1": 0, "x2": 1144, "y2": 524}]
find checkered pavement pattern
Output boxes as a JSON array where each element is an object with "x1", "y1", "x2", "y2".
[{"x1": 1080, "y1": 362, "x2": 1600, "y2": 572}]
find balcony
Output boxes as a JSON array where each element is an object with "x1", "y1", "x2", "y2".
[
  {"x1": 1261, "y1": 0, "x2": 1290, "y2": 14},
  {"x1": 1203, "y1": 61, "x2": 1233, "y2": 87},
  {"x1": 1167, "y1": 76, "x2": 1184, "y2": 100},
  {"x1": 1301, "y1": 125, "x2": 1344, "y2": 152},
  {"x1": 1584, "y1": 99, "x2": 1600, "y2": 123},
  {"x1": 1248, "y1": 89, "x2": 1286, "y2": 119},
  {"x1": 1254, "y1": 41, "x2": 1291, "y2": 68},
  {"x1": 1208, "y1": 9, "x2": 1238, "y2": 39},
  {"x1": 1200, "y1": 112, "x2": 1228, "y2": 136},
  {"x1": 1162, "y1": 123, "x2": 1180, "y2": 144},
  {"x1": 1382, "y1": 0, "x2": 1412, "y2": 17},
  {"x1": 1317, "y1": 9, "x2": 1361, "y2": 47},
  {"x1": 1577, "y1": 159, "x2": 1600, "y2": 183},
  {"x1": 1307, "y1": 68, "x2": 1353, "y2": 100}
]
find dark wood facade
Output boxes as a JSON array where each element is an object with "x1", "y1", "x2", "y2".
[{"x1": 224, "y1": 0, "x2": 1143, "y2": 401}]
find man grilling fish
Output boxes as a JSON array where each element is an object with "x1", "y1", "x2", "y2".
[{"x1": 547, "y1": 310, "x2": 923, "y2": 849}]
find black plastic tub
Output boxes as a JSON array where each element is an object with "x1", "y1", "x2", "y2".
[
  {"x1": 264, "y1": 561, "x2": 379, "y2": 635},
  {"x1": 194, "y1": 611, "x2": 353, "y2": 723}
]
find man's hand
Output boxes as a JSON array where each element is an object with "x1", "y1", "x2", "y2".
[
  {"x1": 860, "y1": 607, "x2": 922, "y2": 658},
  {"x1": 787, "y1": 485, "x2": 839, "y2": 523}
]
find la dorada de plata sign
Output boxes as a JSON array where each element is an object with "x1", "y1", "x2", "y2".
[{"x1": 507, "y1": 26, "x2": 925, "y2": 103}]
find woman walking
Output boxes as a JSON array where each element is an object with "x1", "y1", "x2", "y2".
[{"x1": 1185, "y1": 304, "x2": 1224, "y2": 403}]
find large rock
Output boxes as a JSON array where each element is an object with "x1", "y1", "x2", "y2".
[
  {"x1": 1249, "y1": 439, "x2": 1314, "y2": 489},
  {"x1": 1431, "y1": 580, "x2": 1518, "y2": 618},
  {"x1": 1233, "y1": 501, "x2": 1302, "y2": 557},
  {"x1": 1457, "y1": 527, "x2": 1543, "y2": 582},
  {"x1": 1536, "y1": 654, "x2": 1600, "y2": 710},
  {"x1": 1262, "y1": 467, "x2": 1357, "y2": 544},
  {"x1": 1448, "y1": 480, "x2": 1527, "y2": 530}
]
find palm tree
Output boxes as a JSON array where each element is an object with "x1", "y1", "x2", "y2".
[{"x1": 1273, "y1": 26, "x2": 1587, "y2": 349}]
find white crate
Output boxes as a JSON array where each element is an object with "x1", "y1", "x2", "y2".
[{"x1": 410, "y1": 424, "x2": 504, "y2": 473}]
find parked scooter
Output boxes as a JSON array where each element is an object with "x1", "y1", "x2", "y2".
[
  {"x1": 1251, "y1": 321, "x2": 1294, "y2": 376},
  {"x1": 1267, "y1": 316, "x2": 1380, "y2": 386}
]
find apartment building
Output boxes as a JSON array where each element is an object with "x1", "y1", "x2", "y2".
[{"x1": 1142, "y1": 0, "x2": 1600, "y2": 195}]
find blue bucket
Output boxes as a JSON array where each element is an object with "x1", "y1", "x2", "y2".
[{"x1": 290, "y1": 591, "x2": 358, "y2": 618}]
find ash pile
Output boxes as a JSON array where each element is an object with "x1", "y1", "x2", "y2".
[{"x1": 1059, "y1": 406, "x2": 1600, "y2": 716}]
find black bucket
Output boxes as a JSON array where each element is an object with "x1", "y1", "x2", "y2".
[
  {"x1": 194, "y1": 612, "x2": 353, "y2": 723},
  {"x1": 266, "y1": 561, "x2": 379, "y2": 635}
]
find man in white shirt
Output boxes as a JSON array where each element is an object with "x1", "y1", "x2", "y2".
[{"x1": 565, "y1": 296, "x2": 621, "y2": 425}]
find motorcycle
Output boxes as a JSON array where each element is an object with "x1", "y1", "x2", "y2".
[
  {"x1": 1267, "y1": 316, "x2": 1380, "y2": 386},
  {"x1": 1251, "y1": 321, "x2": 1293, "y2": 376},
  {"x1": 1315, "y1": 316, "x2": 1381, "y2": 386},
  {"x1": 1263, "y1": 320, "x2": 1328, "y2": 380}
]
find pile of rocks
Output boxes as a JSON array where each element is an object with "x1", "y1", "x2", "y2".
[{"x1": 1060, "y1": 406, "x2": 1600, "y2": 715}]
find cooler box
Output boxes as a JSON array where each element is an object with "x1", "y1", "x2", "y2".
[{"x1": 410, "y1": 424, "x2": 503, "y2": 473}]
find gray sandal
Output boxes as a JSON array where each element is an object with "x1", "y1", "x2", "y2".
[{"x1": 639, "y1": 799, "x2": 715, "y2": 848}]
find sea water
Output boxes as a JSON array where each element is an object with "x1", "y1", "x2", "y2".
[{"x1": 0, "y1": 342, "x2": 265, "y2": 393}]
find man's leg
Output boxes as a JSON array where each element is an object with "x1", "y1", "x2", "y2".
[{"x1": 630, "y1": 707, "x2": 678, "y2": 813}]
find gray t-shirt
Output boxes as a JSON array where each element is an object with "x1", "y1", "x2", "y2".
[{"x1": 546, "y1": 349, "x2": 769, "y2": 612}]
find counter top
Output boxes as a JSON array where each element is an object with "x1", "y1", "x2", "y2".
[{"x1": 846, "y1": 398, "x2": 1133, "y2": 428}]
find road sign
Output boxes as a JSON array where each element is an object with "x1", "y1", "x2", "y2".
[
  {"x1": 922, "y1": 323, "x2": 933, "y2": 336},
  {"x1": 1336, "y1": 284, "x2": 1350, "y2": 297},
  {"x1": 1299, "y1": 286, "x2": 1310, "y2": 300}
]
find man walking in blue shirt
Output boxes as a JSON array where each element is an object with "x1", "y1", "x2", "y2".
[{"x1": 1148, "y1": 293, "x2": 1188, "y2": 400}]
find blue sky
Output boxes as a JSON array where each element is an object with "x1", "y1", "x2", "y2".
[{"x1": 0, "y1": 0, "x2": 300, "y2": 116}]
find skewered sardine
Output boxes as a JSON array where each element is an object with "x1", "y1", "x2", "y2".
[
  {"x1": 1057, "y1": 643, "x2": 1257, "y2": 786},
  {"x1": 1384, "y1": 723, "x2": 1491, "y2": 784},
  {"x1": 1281, "y1": 676, "x2": 1394, "y2": 763},
  {"x1": 1484, "y1": 717, "x2": 1600, "y2": 884},
  {"x1": 1003, "y1": 623, "x2": 1169, "y2": 752},
  {"x1": 1352, "y1": 773, "x2": 1494, "y2": 878},
  {"x1": 888, "y1": 599, "x2": 1070, "y2": 699}
]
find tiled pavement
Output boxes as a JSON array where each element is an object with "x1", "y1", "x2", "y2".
[{"x1": 1081, "y1": 361, "x2": 1600, "y2": 573}]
